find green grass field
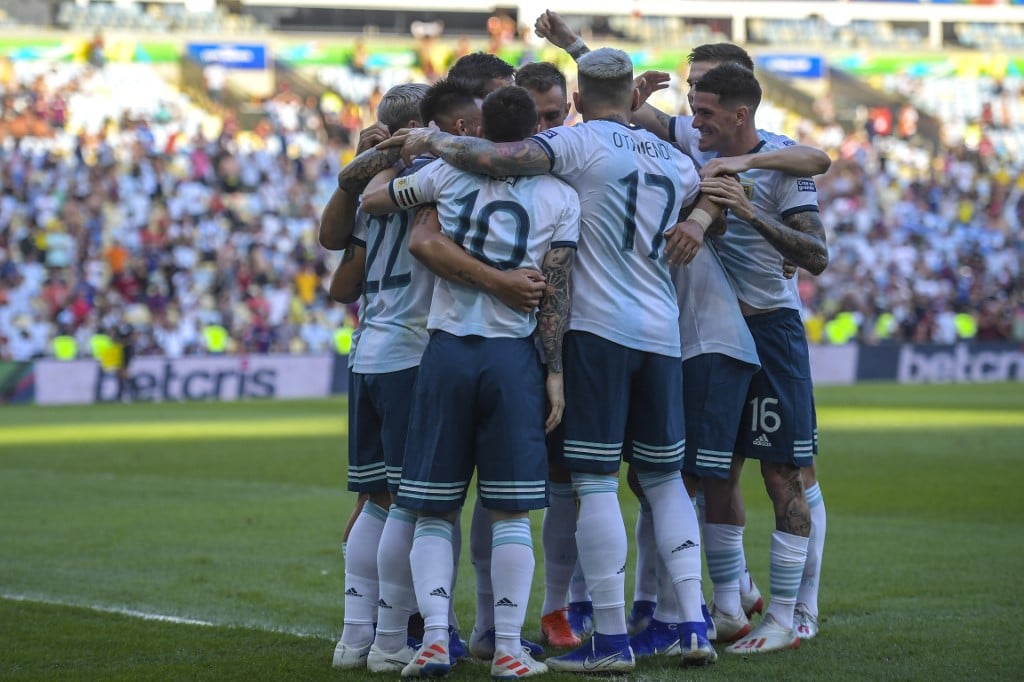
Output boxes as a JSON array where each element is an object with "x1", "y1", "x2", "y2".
[{"x1": 2, "y1": 383, "x2": 1023, "y2": 681}]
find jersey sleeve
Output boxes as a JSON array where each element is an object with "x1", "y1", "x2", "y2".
[
  {"x1": 757, "y1": 129, "x2": 797, "y2": 150},
  {"x1": 530, "y1": 126, "x2": 586, "y2": 178},
  {"x1": 350, "y1": 208, "x2": 369, "y2": 247},
  {"x1": 550, "y1": 183, "x2": 581, "y2": 248},
  {"x1": 668, "y1": 115, "x2": 701, "y2": 162},
  {"x1": 387, "y1": 159, "x2": 444, "y2": 209},
  {"x1": 774, "y1": 174, "x2": 820, "y2": 218}
]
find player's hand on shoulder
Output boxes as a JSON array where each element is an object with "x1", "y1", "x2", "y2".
[
  {"x1": 377, "y1": 124, "x2": 439, "y2": 167},
  {"x1": 356, "y1": 122, "x2": 390, "y2": 154},
  {"x1": 664, "y1": 219, "x2": 704, "y2": 266},
  {"x1": 634, "y1": 71, "x2": 670, "y2": 107}
]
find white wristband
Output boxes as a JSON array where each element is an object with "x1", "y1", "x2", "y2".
[
  {"x1": 565, "y1": 36, "x2": 587, "y2": 60},
  {"x1": 688, "y1": 208, "x2": 713, "y2": 233}
]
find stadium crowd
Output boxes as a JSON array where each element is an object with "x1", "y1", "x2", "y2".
[{"x1": 0, "y1": 41, "x2": 1022, "y2": 363}]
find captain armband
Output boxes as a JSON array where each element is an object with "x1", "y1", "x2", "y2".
[
  {"x1": 688, "y1": 208, "x2": 714, "y2": 233},
  {"x1": 390, "y1": 175, "x2": 424, "y2": 209}
]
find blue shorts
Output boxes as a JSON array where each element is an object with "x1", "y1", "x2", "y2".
[
  {"x1": 396, "y1": 332, "x2": 548, "y2": 513},
  {"x1": 735, "y1": 309, "x2": 815, "y2": 467},
  {"x1": 682, "y1": 353, "x2": 759, "y2": 479},
  {"x1": 559, "y1": 331, "x2": 685, "y2": 474},
  {"x1": 347, "y1": 366, "x2": 418, "y2": 493}
]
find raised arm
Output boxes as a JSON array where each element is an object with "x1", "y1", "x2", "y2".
[
  {"x1": 700, "y1": 175, "x2": 829, "y2": 274},
  {"x1": 379, "y1": 127, "x2": 552, "y2": 178},
  {"x1": 319, "y1": 123, "x2": 390, "y2": 249},
  {"x1": 535, "y1": 9, "x2": 674, "y2": 141},
  {"x1": 700, "y1": 145, "x2": 831, "y2": 179},
  {"x1": 407, "y1": 206, "x2": 546, "y2": 312},
  {"x1": 536, "y1": 245, "x2": 575, "y2": 433}
]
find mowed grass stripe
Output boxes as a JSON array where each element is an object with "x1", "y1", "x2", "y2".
[{"x1": 1, "y1": 416, "x2": 346, "y2": 444}]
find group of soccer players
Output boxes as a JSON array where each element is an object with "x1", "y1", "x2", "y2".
[{"x1": 323, "y1": 9, "x2": 831, "y2": 677}]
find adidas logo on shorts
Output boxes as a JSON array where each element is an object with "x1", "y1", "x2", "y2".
[{"x1": 753, "y1": 433, "x2": 772, "y2": 447}]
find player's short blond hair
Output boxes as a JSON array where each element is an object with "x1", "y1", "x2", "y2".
[{"x1": 576, "y1": 48, "x2": 634, "y2": 109}]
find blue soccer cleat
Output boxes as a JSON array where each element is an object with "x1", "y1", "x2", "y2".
[
  {"x1": 546, "y1": 632, "x2": 635, "y2": 673},
  {"x1": 679, "y1": 621, "x2": 718, "y2": 665},
  {"x1": 566, "y1": 600, "x2": 595, "y2": 641},
  {"x1": 627, "y1": 599, "x2": 657, "y2": 636},
  {"x1": 628, "y1": 618, "x2": 681, "y2": 657}
]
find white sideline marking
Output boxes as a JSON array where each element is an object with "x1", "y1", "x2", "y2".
[{"x1": 1, "y1": 592, "x2": 326, "y2": 639}]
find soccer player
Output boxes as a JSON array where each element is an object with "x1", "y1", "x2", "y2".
[
  {"x1": 381, "y1": 47, "x2": 721, "y2": 672},
  {"x1": 684, "y1": 63, "x2": 829, "y2": 654},
  {"x1": 363, "y1": 84, "x2": 580, "y2": 678},
  {"x1": 512, "y1": 58, "x2": 588, "y2": 650},
  {"x1": 536, "y1": 11, "x2": 830, "y2": 647},
  {"x1": 323, "y1": 83, "x2": 429, "y2": 671},
  {"x1": 447, "y1": 51, "x2": 515, "y2": 96}
]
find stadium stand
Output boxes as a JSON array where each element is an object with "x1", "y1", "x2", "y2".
[{"x1": 0, "y1": 1, "x2": 1021, "y2": 362}]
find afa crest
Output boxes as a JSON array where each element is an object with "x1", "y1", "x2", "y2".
[{"x1": 741, "y1": 179, "x2": 755, "y2": 200}]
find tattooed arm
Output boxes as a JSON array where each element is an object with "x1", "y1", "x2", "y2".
[
  {"x1": 407, "y1": 206, "x2": 546, "y2": 312},
  {"x1": 536, "y1": 246, "x2": 576, "y2": 433},
  {"x1": 699, "y1": 175, "x2": 828, "y2": 274},
  {"x1": 379, "y1": 128, "x2": 552, "y2": 178},
  {"x1": 337, "y1": 146, "x2": 403, "y2": 194},
  {"x1": 320, "y1": 123, "x2": 391, "y2": 249},
  {"x1": 751, "y1": 210, "x2": 829, "y2": 275}
]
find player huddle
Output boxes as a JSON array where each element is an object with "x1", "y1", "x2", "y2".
[{"x1": 323, "y1": 10, "x2": 831, "y2": 678}]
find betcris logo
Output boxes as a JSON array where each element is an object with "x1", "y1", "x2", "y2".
[
  {"x1": 757, "y1": 55, "x2": 825, "y2": 79},
  {"x1": 897, "y1": 343, "x2": 1023, "y2": 383},
  {"x1": 186, "y1": 43, "x2": 267, "y2": 70},
  {"x1": 95, "y1": 362, "x2": 276, "y2": 402}
]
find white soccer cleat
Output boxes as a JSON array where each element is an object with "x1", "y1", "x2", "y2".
[
  {"x1": 367, "y1": 643, "x2": 417, "y2": 673},
  {"x1": 491, "y1": 648, "x2": 549, "y2": 679},
  {"x1": 401, "y1": 641, "x2": 451, "y2": 678},
  {"x1": 724, "y1": 613, "x2": 800, "y2": 655},
  {"x1": 741, "y1": 579, "x2": 764, "y2": 619},
  {"x1": 794, "y1": 604, "x2": 819, "y2": 640},
  {"x1": 332, "y1": 639, "x2": 371, "y2": 668},
  {"x1": 709, "y1": 602, "x2": 752, "y2": 643}
]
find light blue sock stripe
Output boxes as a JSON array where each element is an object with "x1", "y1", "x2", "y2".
[
  {"x1": 549, "y1": 481, "x2": 574, "y2": 498},
  {"x1": 572, "y1": 472, "x2": 619, "y2": 496},
  {"x1": 805, "y1": 482, "x2": 824, "y2": 508},
  {"x1": 389, "y1": 505, "x2": 417, "y2": 524},
  {"x1": 492, "y1": 518, "x2": 533, "y2": 548},
  {"x1": 363, "y1": 501, "x2": 389, "y2": 522},
  {"x1": 706, "y1": 550, "x2": 743, "y2": 583},
  {"x1": 414, "y1": 517, "x2": 453, "y2": 541},
  {"x1": 770, "y1": 566, "x2": 804, "y2": 598},
  {"x1": 636, "y1": 469, "x2": 679, "y2": 489}
]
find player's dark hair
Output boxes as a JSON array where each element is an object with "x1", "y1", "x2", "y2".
[
  {"x1": 694, "y1": 63, "x2": 761, "y2": 110},
  {"x1": 480, "y1": 86, "x2": 538, "y2": 143},
  {"x1": 447, "y1": 52, "x2": 515, "y2": 97},
  {"x1": 514, "y1": 61, "x2": 566, "y2": 97},
  {"x1": 419, "y1": 78, "x2": 479, "y2": 128},
  {"x1": 687, "y1": 43, "x2": 755, "y2": 72}
]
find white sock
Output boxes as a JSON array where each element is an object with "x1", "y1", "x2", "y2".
[
  {"x1": 341, "y1": 501, "x2": 387, "y2": 646},
  {"x1": 632, "y1": 502, "x2": 658, "y2": 603},
  {"x1": 491, "y1": 518, "x2": 535, "y2": 656},
  {"x1": 568, "y1": 560, "x2": 590, "y2": 603},
  {"x1": 652, "y1": 552, "x2": 680, "y2": 623},
  {"x1": 411, "y1": 517, "x2": 454, "y2": 648},
  {"x1": 470, "y1": 497, "x2": 494, "y2": 632},
  {"x1": 572, "y1": 473, "x2": 627, "y2": 636},
  {"x1": 541, "y1": 481, "x2": 578, "y2": 615},
  {"x1": 765, "y1": 530, "x2": 809, "y2": 630},
  {"x1": 637, "y1": 471, "x2": 702, "y2": 624},
  {"x1": 704, "y1": 523, "x2": 743, "y2": 616},
  {"x1": 450, "y1": 511, "x2": 462, "y2": 634},
  {"x1": 375, "y1": 506, "x2": 418, "y2": 653},
  {"x1": 799, "y1": 483, "x2": 826, "y2": 616}
]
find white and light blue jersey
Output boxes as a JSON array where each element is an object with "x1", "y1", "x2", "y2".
[
  {"x1": 668, "y1": 117, "x2": 818, "y2": 311},
  {"x1": 672, "y1": 242, "x2": 759, "y2": 367},
  {"x1": 531, "y1": 120, "x2": 700, "y2": 357},
  {"x1": 349, "y1": 161, "x2": 435, "y2": 374},
  {"x1": 389, "y1": 159, "x2": 580, "y2": 339}
]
